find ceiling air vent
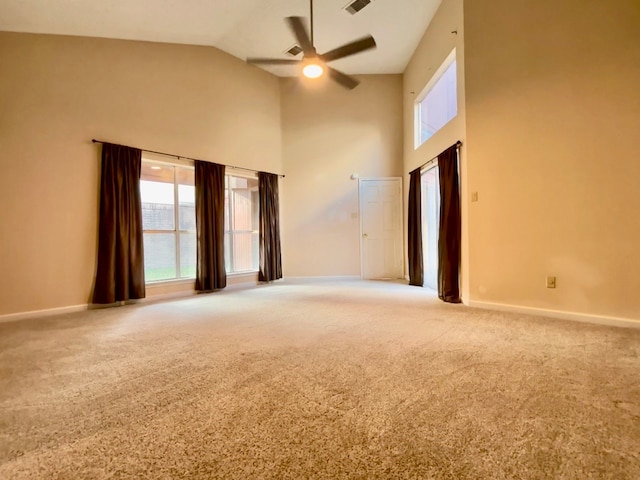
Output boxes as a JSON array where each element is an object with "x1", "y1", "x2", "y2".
[
  {"x1": 285, "y1": 44, "x2": 303, "y2": 56},
  {"x1": 344, "y1": 0, "x2": 371, "y2": 15}
]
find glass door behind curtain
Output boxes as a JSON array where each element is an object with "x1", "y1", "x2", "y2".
[{"x1": 421, "y1": 165, "x2": 440, "y2": 290}]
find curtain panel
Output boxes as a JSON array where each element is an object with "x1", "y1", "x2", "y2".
[
  {"x1": 258, "y1": 172, "x2": 282, "y2": 282},
  {"x1": 93, "y1": 143, "x2": 145, "y2": 304},
  {"x1": 437, "y1": 145, "x2": 462, "y2": 303},
  {"x1": 408, "y1": 168, "x2": 424, "y2": 287},
  {"x1": 195, "y1": 160, "x2": 227, "y2": 292}
]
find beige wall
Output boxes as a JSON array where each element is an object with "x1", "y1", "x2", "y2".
[
  {"x1": 0, "y1": 32, "x2": 282, "y2": 316},
  {"x1": 464, "y1": 0, "x2": 640, "y2": 319},
  {"x1": 403, "y1": 0, "x2": 467, "y2": 295},
  {"x1": 280, "y1": 75, "x2": 403, "y2": 276},
  {"x1": 4, "y1": 0, "x2": 638, "y2": 322}
]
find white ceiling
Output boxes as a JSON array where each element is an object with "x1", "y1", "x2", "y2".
[{"x1": 0, "y1": 0, "x2": 442, "y2": 76}]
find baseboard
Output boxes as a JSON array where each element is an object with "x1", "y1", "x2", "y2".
[
  {"x1": 0, "y1": 276, "x2": 260, "y2": 322},
  {"x1": 0, "y1": 304, "x2": 89, "y2": 323},
  {"x1": 467, "y1": 300, "x2": 640, "y2": 330},
  {"x1": 136, "y1": 290, "x2": 198, "y2": 304},
  {"x1": 285, "y1": 275, "x2": 361, "y2": 281}
]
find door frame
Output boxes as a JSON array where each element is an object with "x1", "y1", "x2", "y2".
[{"x1": 358, "y1": 177, "x2": 403, "y2": 280}]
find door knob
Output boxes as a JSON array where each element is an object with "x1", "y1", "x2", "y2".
[{"x1": 363, "y1": 233, "x2": 368, "y2": 238}]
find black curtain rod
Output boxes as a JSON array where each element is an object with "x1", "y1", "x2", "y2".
[
  {"x1": 91, "y1": 139, "x2": 285, "y2": 178},
  {"x1": 415, "y1": 140, "x2": 463, "y2": 173}
]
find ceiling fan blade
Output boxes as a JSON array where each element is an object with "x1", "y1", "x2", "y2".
[
  {"x1": 247, "y1": 58, "x2": 301, "y2": 65},
  {"x1": 327, "y1": 67, "x2": 359, "y2": 90},
  {"x1": 320, "y1": 35, "x2": 376, "y2": 63},
  {"x1": 286, "y1": 16, "x2": 314, "y2": 55}
]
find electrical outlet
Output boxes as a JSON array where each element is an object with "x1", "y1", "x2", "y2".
[
  {"x1": 471, "y1": 192, "x2": 479, "y2": 202},
  {"x1": 546, "y1": 276, "x2": 557, "y2": 289}
]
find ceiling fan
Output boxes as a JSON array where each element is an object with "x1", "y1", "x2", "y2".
[{"x1": 246, "y1": 0, "x2": 377, "y2": 90}]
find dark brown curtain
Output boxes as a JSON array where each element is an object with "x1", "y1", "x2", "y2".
[
  {"x1": 258, "y1": 172, "x2": 282, "y2": 282},
  {"x1": 408, "y1": 168, "x2": 424, "y2": 287},
  {"x1": 195, "y1": 160, "x2": 227, "y2": 291},
  {"x1": 437, "y1": 145, "x2": 462, "y2": 303},
  {"x1": 93, "y1": 143, "x2": 145, "y2": 304}
]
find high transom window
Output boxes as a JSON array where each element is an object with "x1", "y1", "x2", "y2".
[{"x1": 415, "y1": 49, "x2": 457, "y2": 148}]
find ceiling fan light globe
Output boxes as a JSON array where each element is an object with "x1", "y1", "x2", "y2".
[{"x1": 302, "y1": 63, "x2": 323, "y2": 79}]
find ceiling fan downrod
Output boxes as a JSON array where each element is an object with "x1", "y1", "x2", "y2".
[{"x1": 310, "y1": 0, "x2": 314, "y2": 46}]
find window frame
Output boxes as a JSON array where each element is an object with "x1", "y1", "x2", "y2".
[
  {"x1": 414, "y1": 48, "x2": 458, "y2": 149},
  {"x1": 141, "y1": 156, "x2": 196, "y2": 284}
]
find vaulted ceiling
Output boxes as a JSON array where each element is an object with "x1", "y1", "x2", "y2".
[{"x1": 0, "y1": 0, "x2": 442, "y2": 76}]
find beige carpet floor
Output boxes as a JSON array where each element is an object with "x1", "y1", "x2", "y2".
[{"x1": 0, "y1": 278, "x2": 639, "y2": 479}]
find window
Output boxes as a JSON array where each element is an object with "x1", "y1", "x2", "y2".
[
  {"x1": 415, "y1": 49, "x2": 457, "y2": 148},
  {"x1": 140, "y1": 161, "x2": 259, "y2": 283},
  {"x1": 140, "y1": 161, "x2": 196, "y2": 282},
  {"x1": 224, "y1": 174, "x2": 259, "y2": 273}
]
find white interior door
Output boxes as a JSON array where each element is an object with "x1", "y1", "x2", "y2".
[{"x1": 359, "y1": 178, "x2": 403, "y2": 280}]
